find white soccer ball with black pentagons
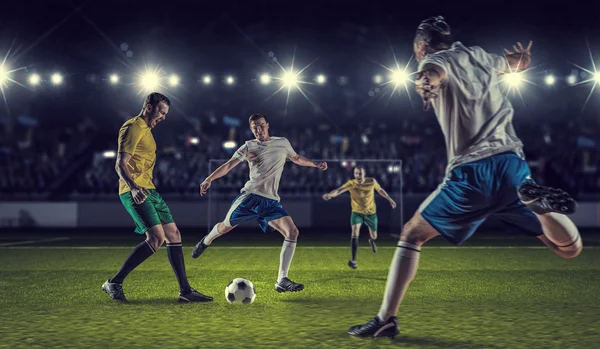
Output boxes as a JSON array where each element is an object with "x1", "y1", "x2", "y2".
[{"x1": 225, "y1": 278, "x2": 256, "y2": 304}]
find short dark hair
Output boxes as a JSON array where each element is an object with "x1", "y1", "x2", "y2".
[
  {"x1": 415, "y1": 16, "x2": 452, "y2": 51},
  {"x1": 249, "y1": 113, "x2": 269, "y2": 124},
  {"x1": 354, "y1": 165, "x2": 366, "y2": 172},
  {"x1": 143, "y1": 92, "x2": 171, "y2": 109}
]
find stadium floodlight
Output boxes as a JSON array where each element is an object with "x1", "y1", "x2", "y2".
[
  {"x1": 202, "y1": 75, "x2": 212, "y2": 85},
  {"x1": 373, "y1": 74, "x2": 383, "y2": 84},
  {"x1": 259, "y1": 73, "x2": 271, "y2": 85},
  {"x1": 223, "y1": 140, "x2": 237, "y2": 149},
  {"x1": 0, "y1": 66, "x2": 8, "y2": 85},
  {"x1": 190, "y1": 137, "x2": 199, "y2": 145},
  {"x1": 109, "y1": 74, "x2": 119, "y2": 84},
  {"x1": 51, "y1": 73, "x2": 63, "y2": 85},
  {"x1": 544, "y1": 75, "x2": 556, "y2": 86},
  {"x1": 29, "y1": 73, "x2": 41, "y2": 85},
  {"x1": 102, "y1": 151, "x2": 116, "y2": 158},
  {"x1": 567, "y1": 75, "x2": 577, "y2": 85},
  {"x1": 140, "y1": 72, "x2": 159, "y2": 90},
  {"x1": 281, "y1": 70, "x2": 299, "y2": 87},
  {"x1": 595, "y1": 72, "x2": 600, "y2": 83},
  {"x1": 390, "y1": 69, "x2": 409, "y2": 86},
  {"x1": 225, "y1": 75, "x2": 235, "y2": 85},
  {"x1": 315, "y1": 74, "x2": 326, "y2": 84},
  {"x1": 168, "y1": 74, "x2": 180, "y2": 87},
  {"x1": 504, "y1": 72, "x2": 523, "y2": 87}
]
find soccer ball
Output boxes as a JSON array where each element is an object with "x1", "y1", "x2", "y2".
[{"x1": 225, "y1": 278, "x2": 256, "y2": 304}]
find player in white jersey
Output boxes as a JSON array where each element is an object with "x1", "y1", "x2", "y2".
[
  {"x1": 349, "y1": 16, "x2": 582, "y2": 338},
  {"x1": 191, "y1": 113, "x2": 328, "y2": 293}
]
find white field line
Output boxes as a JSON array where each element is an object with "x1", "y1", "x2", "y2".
[
  {"x1": 0, "y1": 245, "x2": 599, "y2": 250},
  {"x1": 0, "y1": 237, "x2": 71, "y2": 247}
]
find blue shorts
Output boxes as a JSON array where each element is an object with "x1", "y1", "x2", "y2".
[
  {"x1": 224, "y1": 192, "x2": 289, "y2": 233},
  {"x1": 420, "y1": 152, "x2": 543, "y2": 245}
]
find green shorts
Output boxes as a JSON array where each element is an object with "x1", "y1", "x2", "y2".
[
  {"x1": 119, "y1": 189, "x2": 174, "y2": 234},
  {"x1": 350, "y1": 212, "x2": 378, "y2": 232}
]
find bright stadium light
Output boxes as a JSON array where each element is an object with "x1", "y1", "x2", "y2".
[
  {"x1": 390, "y1": 69, "x2": 409, "y2": 86},
  {"x1": 109, "y1": 74, "x2": 119, "y2": 84},
  {"x1": 373, "y1": 74, "x2": 383, "y2": 84},
  {"x1": 315, "y1": 74, "x2": 326, "y2": 84},
  {"x1": 595, "y1": 72, "x2": 600, "y2": 83},
  {"x1": 504, "y1": 72, "x2": 523, "y2": 87},
  {"x1": 202, "y1": 75, "x2": 212, "y2": 85},
  {"x1": 102, "y1": 151, "x2": 116, "y2": 158},
  {"x1": 51, "y1": 73, "x2": 63, "y2": 85},
  {"x1": 190, "y1": 137, "x2": 199, "y2": 145},
  {"x1": 544, "y1": 75, "x2": 556, "y2": 86},
  {"x1": 223, "y1": 140, "x2": 237, "y2": 149},
  {"x1": 29, "y1": 73, "x2": 41, "y2": 86},
  {"x1": 0, "y1": 66, "x2": 8, "y2": 85},
  {"x1": 140, "y1": 72, "x2": 159, "y2": 90},
  {"x1": 281, "y1": 70, "x2": 299, "y2": 87},
  {"x1": 168, "y1": 74, "x2": 180, "y2": 87},
  {"x1": 225, "y1": 75, "x2": 235, "y2": 85},
  {"x1": 259, "y1": 73, "x2": 271, "y2": 85}
]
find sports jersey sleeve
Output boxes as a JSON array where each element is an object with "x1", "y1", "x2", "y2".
[
  {"x1": 418, "y1": 53, "x2": 448, "y2": 75},
  {"x1": 118, "y1": 123, "x2": 144, "y2": 155},
  {"x1": 471, "y1": 46, "x2": 508, "y2": 73},
  {"x1": 284, "y1": 138, "x2": 297, "y2": 158},
  {"x1": 373, "y1": 179, "x2": 382, "y2": 191},
  {"x1": 341, "y1": 180, "x2": 353, "y2": 190},
  {"x1": 232, "y1": 142, "x2": 248, "y2": 161}
]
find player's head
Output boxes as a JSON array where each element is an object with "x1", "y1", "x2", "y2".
[
  {"x1": 354, "y1": 166, "x2": 366, "y2": 182},
  {"x1": 142, "y1": 92, "x2": 170, "y2": 128},
  {"x1": 249, "y1": 113, "x2": 270, "y2": 141},
  {"x1": 413, "y1": 16, "x2": 452, "y2": 62}
]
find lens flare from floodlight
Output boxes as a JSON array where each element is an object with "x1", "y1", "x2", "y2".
[
  {"x1": 567, "y1": 75, "x2": 577, "y2": 85},
  {"x1": 225, "y1": 76, "x2": 235, "y2": 85},
  {"x1": 102, "y1": 151, "x2": 116, "y2": 158},
  {"x1": 544, "y1": 75, "x2": 556, "y2": 86},
  {"x1": 168, "y1": 74, "x2": 180, "y2": 87},
  {"x1": 373, "y1": 75, "x2": 383, "y2": 84},
  {"x1": 202, "y1": 75, "x2": 212, "y2": 85},
  {"x1": 260, "y1": 73, "x2": 271, "y2": 85},
  {"x1": 109, "y1": 74, "x2": 119, "y2": 84},
  {"x1": 28, "y1": 74, "x2": 41, "y2": 86},
  {"x1": 504, "y1": 72, "x2": 523, "y2": 87},
  {"x1": 51, "y1": 73, "x2": 63, "y2": 85},
  {"x1": 190, "y1": 137, "x2": 199, "y2": 145},
  {"x1": 223, "y1": 140, "x2": 237, "y2": 149},
  {"x1": 281, "y1": 71, "x2": 299, "y2": 87},
  {"x1": 390, "y1": 70, "x2": 409, "y2": 86},
  {"x1": 316, "y1": 74, "x2": 326, "y2": 84}
]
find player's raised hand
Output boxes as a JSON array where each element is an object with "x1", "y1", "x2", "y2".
[
  {"x1": 322, "y1": 193, "x2": 331, "y2": 201},
  {"x1": 200, "y1": 179, "x2": 212, "y2": 196},
  {"x1": 131, "y1": 187, "x2": 148, "y2": 205},
  {"x1": 316, "y1": 162, "x2": 328, "y2": 171},
  {"x1": 504, "y1": 40, "x2": 533, "y2": 56},
  {"x1": 390, "y1": 200, "x2": 397, "y2": 209}
]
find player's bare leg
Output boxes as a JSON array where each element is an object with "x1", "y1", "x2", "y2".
[
  {"x1": 269, "y1": 216, "x2": 304, "y2": 292},
  {"x1": 192, "y1": 222, "x2": 236, "y2": 259},
  {"x1": 163, "y1": 223, "x2": 213, "y2": 302},
  {"x1": 368, "y1": 228, "x2": 378, "y2": 253},
  {"x1": 102, "y1": 224, "x2": 166, "y2": 302},
  {"x1": 348, "y1": 212, "x2": 439, "y2": 338},
  {"x1": 349, "y1": 224, "x2": 361, "y2": 269},
  {"x1": 518, "y1": 182, "x2": 582, "y2": 258}
]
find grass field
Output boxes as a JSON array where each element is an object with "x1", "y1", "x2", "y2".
[{"x1": 1, "y1": 232, "x2": 599, "y2": 349}]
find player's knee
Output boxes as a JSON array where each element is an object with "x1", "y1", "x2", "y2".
[
  {"x1": 399, "y1": 227, "x2": 427, "y2": 246},
  {"x1": 559, "y1": 240, "x2": 583, "y2": 259},
  {"x1": 164, "y1": 229, "x2": 181, "y2": 244},
  {"x1": 287, "y1": 226, "x2": 300, "y2": 240},
  {"x1": 147, "y1": 237, "x2": 164, "y2": 251}
]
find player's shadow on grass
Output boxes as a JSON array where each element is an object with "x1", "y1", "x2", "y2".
[
  {"x1": 393, "y1": 335, "x2": 503, "y2": 349},
  {"x1": 349, "y1": 275, "x2": 387, "y2": 282}
]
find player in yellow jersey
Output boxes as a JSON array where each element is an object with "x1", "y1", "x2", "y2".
[
  {"x1": 323, "y1": 166, "x2": 397, "y2": 269},
  {"x1": 101, "y1": 92, "x2": 212, "y2": 303}
]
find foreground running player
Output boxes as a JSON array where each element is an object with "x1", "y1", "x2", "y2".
[
  {"x1": 102, "y1": 92, "x2": 213, "y2": 303},
  {"x1": 192, "y1": 113, "x2": 327, "y2": 293},
  {"x1": 349, "y1": 16, "x2": 581, "y2": 338},
  {"x1": 322, "y1": 166, "x2": 397, "y2": 269}
]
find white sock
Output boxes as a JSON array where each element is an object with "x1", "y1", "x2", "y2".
[
  {"x1": 377, "y1": 241, "x2": 421, "y2": 321},
  {"x1": 204, "y1": 224, "x2": 222, "y2": 245},
  {"x1": 538, "y1": 213, "x2": 582, "y2": 252},
  {"x1": 278, "y1": 239, "x2": 297, "y2": 282}
]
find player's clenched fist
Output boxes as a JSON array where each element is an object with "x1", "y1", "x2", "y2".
[
  {"x1": 200, "y1": 179, "x2": 212, "y2": 196},
  {"x1": 316, "y1": 162, "x2": 328, "y2": 171},
  {"x1": 131, "y1": 187, "x2": 149, "y2": 205}
]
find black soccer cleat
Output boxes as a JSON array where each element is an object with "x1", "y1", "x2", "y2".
[
  {"x1": 274, "y1": 277, "x2": 304, "y2": 293},
  {"x1": 348, "y1": 316, "x2": 399, "y2": 338},
  {"x1": 191, "y1": 236, "x2": 209, "y2": 259},
  {"x1": 348, "y1": 260, "x2": 358, "y2": 269},
  {"x1": 518, "y1": 182, "x2": 577, "y2": 215},
  {"x1": 178, "y1": 288, "x2": 213, "y2": 303},
  {"x1": 102, "y1": 280, "x2": 127, "y2": 302},
  {"x1": 369, "y1": 239, "x2": 377, "y2": 253}
]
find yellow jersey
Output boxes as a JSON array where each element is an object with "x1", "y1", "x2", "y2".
[
  {"x1": 341, "y1": 177, "x2": 381, "y2": 215},
  {"x1": 117, "y1": 116, "x2": 157, "y2": 194}
]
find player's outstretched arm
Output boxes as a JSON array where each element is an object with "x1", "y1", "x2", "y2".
[
  {"x1": 503, "y1": 40, "x2": 532, "y2": 73},
  {"x1": 289, "y1": 154, "x2": 328, "y2": 171},
  {"x1": 322, "y1": 185, "x2": 349, "y2": 201},
  {"x1": 377, "y1": 188, "x2": 397, "y2": 209},
  {"x1": 115, "y1": 152, "x2": 148, "y2": 204},
  {"x1": 200, "y1": 158, "x2": 241, "y2": 196}
]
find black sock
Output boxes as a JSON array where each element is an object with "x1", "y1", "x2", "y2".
[
  {"x1": 110, "y1": 240, "x2": 155, "y2": 284},
  {"x1": 167, "y1": 243, "x2": 191, "y2": 294},
  {"x1": 351, "y1": 237, "x2": 358, "y2": 261}
]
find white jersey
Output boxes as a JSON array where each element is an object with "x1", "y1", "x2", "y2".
[
  {"x1": 232, "y1": 136, "x2": 297, "y2": 201},
  {"x1": 418, "y1": 41, "x2": 525, "y2": 174}
]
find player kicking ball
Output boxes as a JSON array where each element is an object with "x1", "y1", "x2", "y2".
[
  {"x1": 102, "y1": 92, "x2": 212, "y2": 303},
  {"x1": 348, "y1": 16, "x2": 582, "y2": 338},
  {"x1": 322, "y1": 166, "x2": 397, "y2": 269},
  {"x1": 191, "y1": 113, "x2": 327, "y2": 293}
]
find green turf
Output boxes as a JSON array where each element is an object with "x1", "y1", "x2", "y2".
[{"x1": 1, "y1": 238, "x2": 600, "y2": 348}]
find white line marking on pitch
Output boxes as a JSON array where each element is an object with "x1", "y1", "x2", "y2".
[
  {"x1": 0, "y1": 245, "x2": 599, "y2": 250},
  {"x1": 0, "y1": 237, "x2": 71, "y2": 247}
]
